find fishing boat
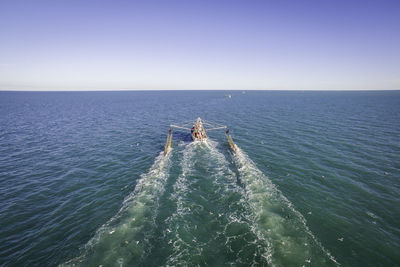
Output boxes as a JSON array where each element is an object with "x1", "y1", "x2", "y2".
[
  {"x1": 164, "y1": 117, "x2": 237, "y2": 155},
  {"x1": 171, "y1": 117, "x2": 226, "y2": 142}
]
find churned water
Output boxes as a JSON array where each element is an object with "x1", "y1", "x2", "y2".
[{"x1": 0, "y1": 91, "x2": 399, "y2": 266}]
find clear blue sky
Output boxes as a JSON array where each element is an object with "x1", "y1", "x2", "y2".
[{"x1": 1, "y1": 0, "x2": 399, "y2": 90}]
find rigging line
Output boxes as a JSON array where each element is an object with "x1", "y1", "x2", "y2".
[
  {"x1": 202, "y1": 120, "x2": 226, "y2": 127},
  {"x1": 206, "y1": 126, "x2": 227, "y2": 131},
  {"x1": 170, "y1": 125, "x2": 191, "y2": 130},
  {"x1": 171, "y1": 120, "x2": 194, "y2": 126},
  {"x1": 182, "y1": 120, "x2": 196, "y2": 125}
]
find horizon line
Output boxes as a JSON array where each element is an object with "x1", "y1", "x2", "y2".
[{"x1": 1, "y1": 88, "x2": 399, "y2": 92}]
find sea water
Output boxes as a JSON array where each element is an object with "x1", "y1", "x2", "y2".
[{"x1": 0, "y1": 91, "x2": 399, "y2": 266}]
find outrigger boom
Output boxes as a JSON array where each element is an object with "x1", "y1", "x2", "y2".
[
  {"x1": 164, "y1": 128, "x2": 173, "y2": 155},
  {"x1": 164, "y1": 117, "x2": 237, "y2": 155},
  {"x1": 225, "y1": 129, "x2": 237, "y2": 153}
]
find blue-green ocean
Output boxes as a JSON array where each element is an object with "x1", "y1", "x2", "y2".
[{"x1": 0, "y1": 91, "x2": 399, "y2": 266}]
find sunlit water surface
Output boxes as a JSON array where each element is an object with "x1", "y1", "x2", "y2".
[{"x1": 0, "y1": 91, "x2": 399, "y2": 266}]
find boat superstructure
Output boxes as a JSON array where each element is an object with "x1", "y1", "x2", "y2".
[{"x1": 191, "y1": 117, "x2": 207, "y2": 141}]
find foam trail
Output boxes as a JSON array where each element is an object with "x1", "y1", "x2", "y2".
[
  {"x1": 205, "y1": 140, "x2": 275, "y2": 265},
  {"x1": 164, "y1": 141, "x2": 237, "y2": 266},
  {"x1": 232, "y1": 146, "x2": 339, "y2": 266},
  {"x1": 165, "y1": 140, "x2": 273, "y2": 266},
  {"x1": 61, "y1": 151, "x2": 172, "y2": 267},
  {"x1": 164, "y1": 142, "x2": 198, "y2": 266}
]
